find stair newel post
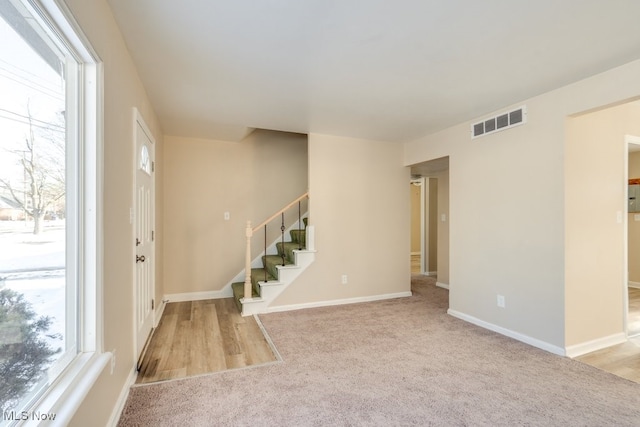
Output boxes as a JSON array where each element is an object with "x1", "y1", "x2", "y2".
[
  {"x1": 244, "y1": 220, "x2": 253, "y2": 302},
  {"x1": 281, "y1": 212, "x2": 286, "y2": 266},
  {"x1": 298, "y1": 201, "x2": 302, "y2": 250},
  {"x1": 264, "y1": 224, "x2": 267, "y2": 282}
]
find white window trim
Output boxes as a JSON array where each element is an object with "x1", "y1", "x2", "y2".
[{"x1": 12, "y1": 1, "x2": 107, "y2": 425}]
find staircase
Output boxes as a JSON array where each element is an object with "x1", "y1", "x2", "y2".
[{"x1": 231, "y1": 198, "x2": 315, "y2": 316}]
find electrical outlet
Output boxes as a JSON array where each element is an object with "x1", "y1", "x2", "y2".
[
  {"x1": 497, "y1": 295, "x2": 505, "y2": 308},
  {"x1": 110, "y1": 349, "x2": 116, "y2": 375},
  {"x1": 341, "y1": 275, "x2": 348, "y2": 285},
  {"x1": 224, "y1": 211, "x2": 230, "y2": 220}
]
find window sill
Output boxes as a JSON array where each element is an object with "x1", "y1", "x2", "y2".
[{"x1": 19, "y1": 352, "x2": 111, "y2": 426}]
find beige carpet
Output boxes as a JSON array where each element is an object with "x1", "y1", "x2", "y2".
[{"x1": 118, "y1": 275, "x2": 640, "y2": 426}]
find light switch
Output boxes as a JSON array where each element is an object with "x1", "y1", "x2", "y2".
[
  {"x1": 635, "y1": 214, "x2": 640, "y2": 222},
  {"x1": 224, "y1": 212, "x2": 230, "y2": 220}
]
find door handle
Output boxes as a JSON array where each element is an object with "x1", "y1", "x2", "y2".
[{"x1": 136, "y1": 255, "x2": 146, "y2": 263}]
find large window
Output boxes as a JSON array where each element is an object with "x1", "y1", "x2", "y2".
[{"x1": 0, "y1": 0, "x2": 102, "y2": 424}]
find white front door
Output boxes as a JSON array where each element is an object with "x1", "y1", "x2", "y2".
[{"x1": 134, "y1": 109, "x2": 155, "y2": 358}]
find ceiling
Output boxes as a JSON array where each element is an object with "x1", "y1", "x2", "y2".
[
  {"x1": 106, "y1": 0, "x2": 640, "y2": 143},
  {"x1": 411, "y1": 156, "x2": 449, "y2": 177}
]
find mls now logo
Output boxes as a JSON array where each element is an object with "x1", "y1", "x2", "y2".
[{"x1": 3, "y1": 411, "x2": 57, "y2": 421}]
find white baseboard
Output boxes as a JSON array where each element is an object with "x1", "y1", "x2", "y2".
[
  {"x1": 426, "y1": 271, "x2": 437, "y2": 277},
  {"x1": 107, "y1": 367, "x2": 138, "y2": 427},
  {"x1": 564, "y1": 333, "x2": 627, "y2": 358},
  {"x1": 164, "y1": 288, "x2": 233, "y2": 303},
  {"x1": 267, "y1": 291, "x2": 412, "y2": 314},
  {"x1": 447, "y1": 309, "x2": 565, "y2": 356},
  {"x1": 629, "y1": 281, "x2": 640, "y2": 289},
  {"x1": 154, "y1": 299, "x2": 166, "y2": 327},
  {"x1": 436, "y1": 281, "x2": 449, "y2": 290}
]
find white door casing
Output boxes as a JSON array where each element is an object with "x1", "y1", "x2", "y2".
[{"x1": 134, "y1": 109, "x2": 155, "y2": 359}]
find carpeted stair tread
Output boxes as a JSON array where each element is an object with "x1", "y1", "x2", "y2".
[
  {"x1": 251, "y1": 268, "x2": 276, "y2": 287},
  {"x1": 276, "y1": 241, "x2": 305, "y2": 263},
  {"x1": 231, "y1": 282, "x2": 259, "y2": 312},
  {"x1": 262, "y1": 254, "x2": 293, "y2": 278},
  {"x1": 263, "y1": 254, "x2": 294, "y2": 264},
  {"x1": 289, "y1": 229, "x2": 306, "y2": 246}
]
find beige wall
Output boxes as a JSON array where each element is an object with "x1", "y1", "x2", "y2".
[
  {"x1": 163, "y1": 130, "x2": 308, "y2": 295},
  {"x1": 434, "y1": 171, "x2": 449, "y2": 285},
  {"x1": 404, "y1": 59, "x2": 640, "y2": 351},
  {"x1": 62, "y1": 0, "x2": 164, "y2": 425},
  {"x1": 565, "y1": 102, "x2": 640, "y2": 346},
  {"x1": 427, "y1": 177, "x2": 439, "y2": 273},
  {"x1": 272, "y1": 134, "x2": 411, "y2": 307},
  {"x1": 630, "y1": 151, "x2": 640, "y2": 284}
]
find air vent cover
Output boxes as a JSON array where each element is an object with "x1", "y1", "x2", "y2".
[{"x1": 471, "y1": 106, "x2": 527, "y2": 139}]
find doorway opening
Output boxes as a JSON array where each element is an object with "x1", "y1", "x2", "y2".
[
  {"x1": 410, "y1": 177, "x2": 439, "y2": 275},
  {"x1": 409, "y1": 156, "x2": 449, "y2": 289},
  {"x1": 410, "y1": 177, "x2": 425, "y2": 274},
  {"x1": 626, "y1": 136, "x2": 640, "y2": 337}
]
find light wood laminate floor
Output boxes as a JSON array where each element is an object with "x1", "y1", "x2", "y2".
[
  {"x1": 411, "y1": 254, "x2": 420, "y2": 274},
  {"x1": 136, "y1": 298, "x2": 279, "y2": 384},
  {"x1": 576, "y1": 288, "x2": 640, "y2": 383},
  {"x1": 628, "y1": 287, "x2": 640, "y2": 337}
]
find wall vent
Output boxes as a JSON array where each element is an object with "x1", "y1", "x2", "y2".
[{"x1": 471, "y1": 106, "x2": 527, "y2": 139}]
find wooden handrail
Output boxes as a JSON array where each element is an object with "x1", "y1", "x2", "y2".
[
  {"x1": 242, "y1": 192, "x2": 309, "y2": 305},
  {"x1": 252, "y1": 192, "x2": 309, "y2": 232}
]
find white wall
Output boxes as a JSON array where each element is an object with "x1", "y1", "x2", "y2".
[{"x1": 404, "y1": 59, "x2": 640, "y2": 352}]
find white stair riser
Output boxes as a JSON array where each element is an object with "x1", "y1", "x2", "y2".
[{"x1": 241, "y1": 298, "x2": 268, "y2": 316}]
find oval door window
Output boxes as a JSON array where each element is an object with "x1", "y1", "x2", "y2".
[{"x1": 139, "y1": 144, "x2": 151, "y2": 175}]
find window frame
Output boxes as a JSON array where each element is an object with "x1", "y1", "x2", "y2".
[{"x1": 4, "y1": 0, "x2": 107, "y2": 424}]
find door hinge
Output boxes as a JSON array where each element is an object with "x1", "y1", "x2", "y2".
[
  {"x1": 152, "y1": 161, "x2": 155, "y2": 172},
  {"x1": 152, "y1": 230, "x2": 154, "y2": 242},
  {"x1": 151, "y1": 299, "x2": 154, "y2": 310}
]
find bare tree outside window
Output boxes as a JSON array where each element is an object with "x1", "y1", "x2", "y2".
[{"x1": 0, "y1": 105, "x2": 65, "y2": 235}]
